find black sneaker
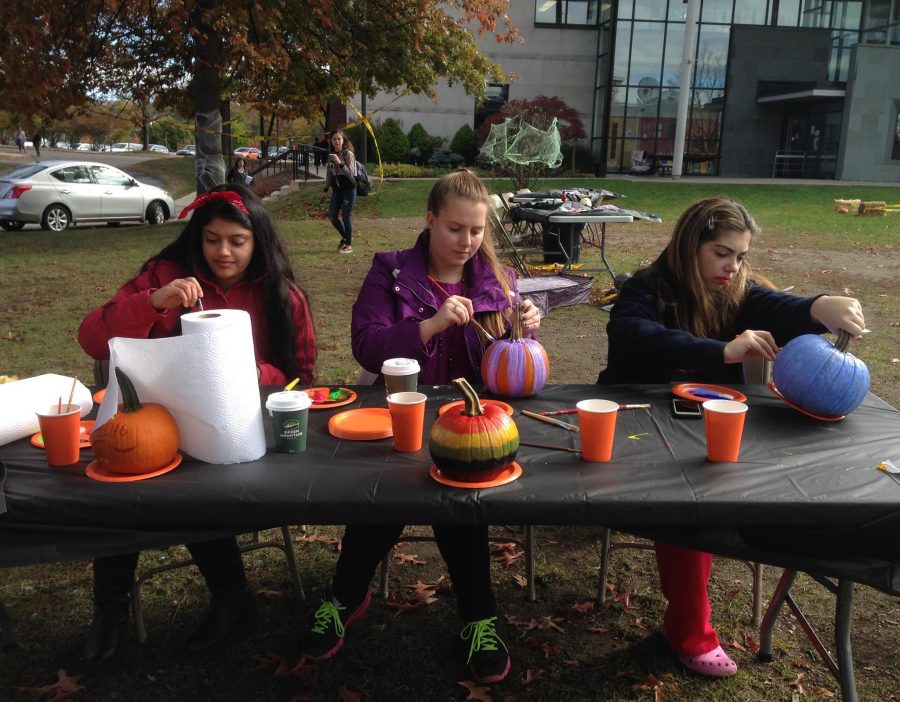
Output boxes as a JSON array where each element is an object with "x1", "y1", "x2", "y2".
[
  {"x1": 299, "y1": 593, "x2": 371, "y2": 660},
  {"x1": 461, "y1": 616, "x2": 510, "y2": 683},
  {"x1": 337, "y1": 239, "x2": 347, "y2": 250}
]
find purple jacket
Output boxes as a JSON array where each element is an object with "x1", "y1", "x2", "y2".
[{"x1": 351, "y1": 230, "x2": 517, "y2": 384}]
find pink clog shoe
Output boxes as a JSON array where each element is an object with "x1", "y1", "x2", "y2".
[{"x1": 678, "y1": 646, "x2": 738, "y2": 678}]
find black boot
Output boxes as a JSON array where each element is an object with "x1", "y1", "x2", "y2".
[
  {"x1": 83, "y1": 598, "x2": 129, "y2": 667},
  {"x1": 185, "y1": 585, "x2": 257, "y2": 652}
]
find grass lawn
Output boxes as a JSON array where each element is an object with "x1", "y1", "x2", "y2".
[{"x1": 1, "y1": 173, "x2": 898, "y2": 701}]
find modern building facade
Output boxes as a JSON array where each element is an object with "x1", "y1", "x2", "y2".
[{"x1": 361, "y1": 1, "x2": 899, "y2": 182}]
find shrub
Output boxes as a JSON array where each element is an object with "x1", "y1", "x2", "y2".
[
  {"x1": 375, "y1": 118, "x2": 409, "y2": 163},
  {"x1": 372, "y1": 162, "x2": 447, "y2": 178},
  {"x1": 407, "y1": 123, "x2": 444, "y2": 164},
  {"x1": 449, "y1": 124, "x2": 477, "y2": 165},
  {"x1": 427, "y1": 148, "x2": 464, "y2": 169},
  {"x1": 344, "y1": 123, "x2": 373, "y2": 159}
]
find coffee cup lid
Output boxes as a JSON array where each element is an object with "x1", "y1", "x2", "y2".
[
  {"x1": 381, "y1": 358, "x2": 420, "y2": 376},
  {"x1": 265, "y1": 391, "x2": 312, "y2": 411}
]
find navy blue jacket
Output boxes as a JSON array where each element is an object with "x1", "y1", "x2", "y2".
[{"x1": 597, "y1": 266, "x2": 826, "y2": 385}]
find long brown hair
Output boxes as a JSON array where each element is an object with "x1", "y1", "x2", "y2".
[
  {"x1": 427, "y1": 169, "x2": 513, "y2": 339},
  {"x1": 329, "y1": 129, "x2": 354, "y2": 153},
  {"x1": 652, "y1": 197, "x2": 758, "y2": 339}
]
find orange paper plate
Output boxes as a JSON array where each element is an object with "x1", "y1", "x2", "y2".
[
  {"x1": 85, "y1": 454, "x2": 183, "y2": 482},
  {"x1": 328, "y1": 408, "x2": 393, "y2": 440},
  {"x1": 93, "y1": 388, "x2": 106, "y2": 404},
  {"x1": 429, "y1": 462, "x2": 522, "y2": 489},
  {"x1": 31, "y1": 420, "x2": 95, "y2": 450},
  {"x1": 767, "y1": 381, "x2": 844, "y2": 421},
  {"x1": 672, "y1": 383, "x2": 747, "y2": 403},
  {"x1": 305, "y1": 386, "x2": 357, "y2": 410},
  {"x1": 437, "y1": 399, "x2": 514, "y2": 417}
]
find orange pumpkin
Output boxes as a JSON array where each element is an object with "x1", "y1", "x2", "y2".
[{"x1": 90, "y1": 367, "x2": 180, "y2": 474}]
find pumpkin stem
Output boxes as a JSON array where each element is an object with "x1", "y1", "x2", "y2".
[
  {"x1": 114, "y1": 367, "x2": 143, "y2": 413},
  {"x1": 834, "y1": 330, "x2": 852, "y2": 353},
  {"x1": 452, "y1": 377, "x2": 485, "y2": 416},
  {"x1": 509, "y1": 301, "x2": 523, "y2": 342}
]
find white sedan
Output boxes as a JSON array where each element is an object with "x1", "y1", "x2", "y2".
[{"x1": 0, "y1": 161, "x2": 176, "y2": 232}]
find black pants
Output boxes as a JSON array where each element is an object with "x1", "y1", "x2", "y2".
[
  {"x1": 333, "y1": 524, "x2": 496, "y2": 622},
  {"x1": 93, "y1": 537, "x2": 246, "y2": 607}
]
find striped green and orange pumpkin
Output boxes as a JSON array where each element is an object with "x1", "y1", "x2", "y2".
[
  {"x1": 429, "y1": 377, "x2": 519, "y2": 483},
  {"x1": 481, "y1": 308, "x2": 549, "y2": 398}
]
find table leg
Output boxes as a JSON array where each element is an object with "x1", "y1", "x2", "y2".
[
  {"x1": 758, "y1": 568, "x2": 796, "y2": 662},
  {"x1": 598, "y1": 222, "x2": 615, "y2": 284},
  {"x1": 835, "y1": 579, "x2": 857, "y2": 702}
]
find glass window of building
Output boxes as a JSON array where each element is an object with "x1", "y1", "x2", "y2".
[
  {"x1": 662, "y1": 22, "x2": 686, "y2": 85},
  {"x1": 733, "y1": 0, "x2": 768, "y2": 25},
  {"x1": 893, "y1": 109, "x2": 900, "y2": 160},
  {"x1": 632, "y1": 0, "x2": 665, "y2": 21},
  {"x1": 535, "y1": 0, "x2": 599, "y2": 26},
  {"x1": 777, "y1": 0, "x2": 801, "y2": 25},
  {"x1": 613, "y1": 20, "x2": 633, "y2": 85},
  {"x1": 695, "y1": 24, "x2": 730, "y2": 89},
  {"x1": 628, "y1": 22, "x2": 665, "y2": 84},
  {"x1": 702, "y1": 0, "x2": 733, "y2": 24}
]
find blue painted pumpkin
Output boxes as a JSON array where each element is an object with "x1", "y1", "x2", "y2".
[{"x1": 772, "y1": 332, "x2": 869, "y2": 417}]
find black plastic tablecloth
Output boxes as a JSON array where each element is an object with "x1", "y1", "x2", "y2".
[{"x1": 2, "y1": 385, "x2": 898, "y2": 593}]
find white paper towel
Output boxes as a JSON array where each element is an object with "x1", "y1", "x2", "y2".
[
  {"x1": 95, "y1": 309, "x2": 266, "y2": 464},
  {"x1": 0, "y1": 374, "x2": 93, "y2": 446}
]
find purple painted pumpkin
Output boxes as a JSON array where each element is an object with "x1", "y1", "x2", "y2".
[{"x1": 772, "y1": 331, "x2": 869, "y2": 417}]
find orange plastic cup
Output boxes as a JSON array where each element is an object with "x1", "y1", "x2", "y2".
[
  {"x1": 36, "y1": 403, "x2": 82, "y2": 467},
  {"x1": 702, "y1": 399, "x2": 748, "y2": 462},
  {"x1": 576, "y1": 399, "x2": 618, "y2": 462},
  {"x1": 387, "y1": 391, "x2": 427, "y2": 452}
]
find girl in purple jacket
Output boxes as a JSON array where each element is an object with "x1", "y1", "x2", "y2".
[
  {"x1": 300, "y1": 170, "x2": 540, "y2": 684},
  {"x1": 599, "y1": 197, "x2": 865, "y2": 678}
]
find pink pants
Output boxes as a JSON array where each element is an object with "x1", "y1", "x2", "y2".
[{"x1": 655, "y1": 542, "x2": 719, "y2": 656}]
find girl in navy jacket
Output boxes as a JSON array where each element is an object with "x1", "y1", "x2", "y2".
[{"x1": 598, "y1": 197, "x2": 865, "y2": 677}]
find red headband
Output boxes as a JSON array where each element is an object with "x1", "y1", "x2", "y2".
[{"x1": 178, "y1": 191, "x2": 250, "y2": 219}]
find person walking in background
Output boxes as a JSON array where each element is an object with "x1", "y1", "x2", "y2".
[
  {"x1": 597, "y1": 196, "x2": 865, "y2": 679},
  {"x1": 313, "y1": 132, "x2": 328, "y2": 168},
  {"x1": 15, "y1": 128, "x2": 26, "y2": 153},
  {"x1": 226, "y1": 157, "x2": 252, "y2": 185},
  {"x1": 77, "y1": 184, "x2": 317, "y2": 666},
  {"x1": 323, "y1": 130, "x2": 357, "y2": 254},
  {"x1": 32, "y1": 130, "x2": 41, "y2": 160}
]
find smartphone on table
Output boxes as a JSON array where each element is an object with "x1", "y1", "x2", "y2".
[{"x1": 671, "y1": 398, "x2": 702, "y2": 419}]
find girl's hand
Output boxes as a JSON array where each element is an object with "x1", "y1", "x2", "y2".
[
  {"x1": 149, "y1": 277, "x2": 203, "y2": 311},
  {"x1": 419, "y1": 295, "x2": 473, "y2": 343},
  {"x1": 810, "y1": 295, "x2": 866, "y2": 338},
  {"x1": 520, "y1": 298, "x2": 541, "y2": 332},
  {"x1": 723, "y1": 329, "x2": 779, "y2": 364},
  {"x1": 329, "y1": 154, "x2": 341, "y2": 165}
]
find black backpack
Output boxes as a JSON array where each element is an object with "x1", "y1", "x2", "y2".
[{"x1": 354, "y1": 161, "x2": 372, "y2": 196}]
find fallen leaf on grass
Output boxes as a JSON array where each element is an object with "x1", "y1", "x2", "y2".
[
  {"x1": 565, "y1": 600, "x2": 594, "y2": 614},
  {"x1": 318, "y1": 343, "x2": 343, "y2": 351},
  {"x1": 744, "y1": 633, "x2": 760, "y2": 651},
  {"x1": 491, "y1": 543, "x2": 524, "y2": 567},
  {"x1": 633, "y1": 616, "x2": 649, "y2": 630},
  {"x1": 458, "y1": 680, "x2": 493, "y2": 701},
  {"x1": 16, "y1": 669, "x2": 84, "y2": 700},
  {"x1": 256, "y1": 588, "x2": 286, "y2": 599},
  {"x1": 789, "y1": 672, "x2": 806, "y2": 695},
  {"x1": 604, "y1": 587, "x2": 637, "y2": 609},
  {"x1": 4, "y1": 331, "x2": 25, "y2": 341},
  {"x1": 812, "y1": 687, "x2": 836, "y2": 698},
  {"x1": 725, "y1": 639, "x2": 748, "y2": 653},
  {"x1": 791, "y1": 659, "x2": 811, "y2": 669},
  {"x1": 632, "y1": 672, "x2": 679, "y2": 701},
  {"x1": 512, "y1": 573, "x2": 528, "y2": 589},
  {"x1": 394, "y1": 552, "x2": 426, "y2": 566},
  {"x1": 403, "y1": 576, "x2": 446, "y2": 593}
]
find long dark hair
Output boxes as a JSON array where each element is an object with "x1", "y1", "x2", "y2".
[
  {"x1": 647, "y1": 197, "x2": 758, "y2": 339},
  {"x1": 144, "y1": 183, "x2": 310, "y2": 380}
]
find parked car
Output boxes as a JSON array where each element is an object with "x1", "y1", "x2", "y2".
[
  {"x1": 149, "y1": 144, "x2": 169, "y2": 154},
  {"x1": 176, "y1": 145, "x2": 196, "y2": 156},
  {"x1": 267, "y1": 146, "x2": 289, "y2": 158},
  {"x1": 111, "y1": 142, "x2": 143, "y2": 152},
  {"x1": 0, "y1": 161, "x2": 175, "y2": 232},
  {"x1": 75, "y1": 143, "x2": 93, "y2": 151},
  {"x1": 233, "y1": 146, "x2": 261, "y2": 160}
]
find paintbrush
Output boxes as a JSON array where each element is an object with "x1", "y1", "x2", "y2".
[
  {"x1": 519, "y1": 441, "x2": 581, "y2": 453},
  {"x1": 427, "y1": 275, "x2": 495, "y2": 342},
  {"x1": 521, "y1": 409, "x2": 580, "y2": 433},
  {"x1": 539, "y1": 404, "x2": 650, "y2": 416}
]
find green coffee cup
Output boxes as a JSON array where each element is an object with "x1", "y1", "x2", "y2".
[{"x1": 266, "y1": 391, "x2": 312, "y2": 453}]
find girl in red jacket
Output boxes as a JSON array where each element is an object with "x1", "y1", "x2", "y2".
[{"x1": 77, "y1": 183, "x2": 316, "y2": 666}]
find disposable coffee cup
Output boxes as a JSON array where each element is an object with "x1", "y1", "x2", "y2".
[
  {"x1": 266, "y1": 391, "x2": 312, "y2": 453},
  {"x1": 576, "y1": 399, "x2": 619, "y2": 462},
  {"x1": 36, "y1": 403, "x2": 81, "y2": 467},
  {"x1": 702, "y1": 399, "x2": 748, "y2": 462},
  {"x1": 381, "y1": 358, "x2": 420, "y2": 396}
]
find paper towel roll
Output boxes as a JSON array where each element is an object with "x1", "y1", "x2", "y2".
[
  {"x1": 95, "y1": 309, "x2": 266, "y2": 464},
  {"x1": 0, "y1": 374, "x2": 92, "y2": 446}
]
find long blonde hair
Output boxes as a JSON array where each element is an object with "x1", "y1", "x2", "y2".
[
  {"x1": 653, "y1": 197, "x2": 758, "y2": 339},
  {"x1": 427, "y1": 169, "x2": 513, "y2": 340}
]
